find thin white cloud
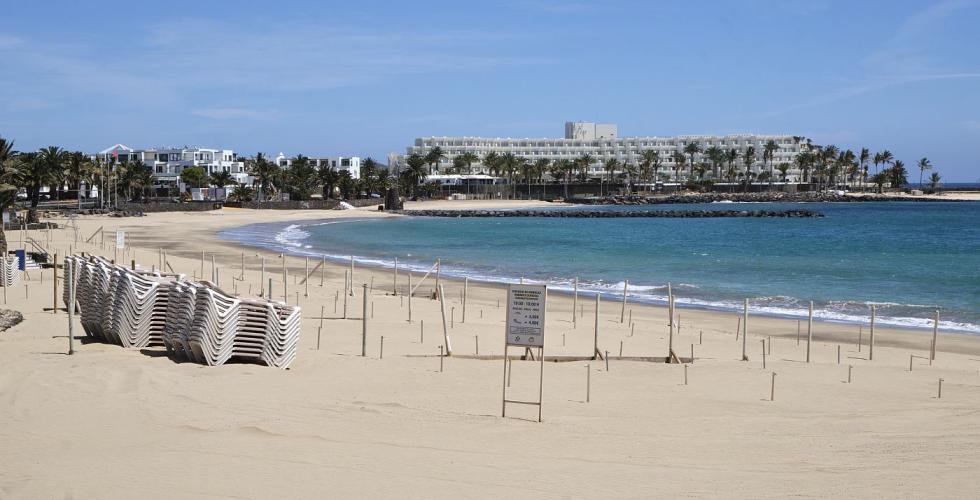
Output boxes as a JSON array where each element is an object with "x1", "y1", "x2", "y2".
[
  {"x1": 191, "y1": 107, "x2": 279, "y2": 120},
  {"x1": 0, "y1": 34, "x2": 22, "y2": 48},
  {"x1": 761, "y1": 1, "x2": 980, "y2": 118},
  {"x1": 0, "y1": 21, "x2": 549, "y2": 113}
]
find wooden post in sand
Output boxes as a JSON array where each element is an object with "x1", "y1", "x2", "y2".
[
  {"x1": 343, "y1": 271, "x2": 349, "y2": 319},
  {"x1": 806, "y1": 301, "x2": 814, "y2": 363},
  {"x1": 585, "y1": 364, "x2": 591, "y2": 402},
  {"x1": 573, "y1": 277, "x2": 578, "y2": 328},
  {"x1": 350, "y1": 255, "x2": 355, "y2": 290},
  {"x1": 438, "y1": 284, "x2": 452, "y2": 355},
  {"x1": 282, "y1": 264, "x2": 288, "y2": 302},
  {"x1": 361, "y1": 283, "x2": 368, "y2": 357},
  {"x1": 770, "y1": 372, "x2": 776, "y2": 402},
  {"x1": 667, "y1": 283, "x2": 674, "y2": 357},
  {"x1": 200, "y1": 250, "x2": 205, "y2": 279},
  {"x1": 462, "y1": 277, "x2": 468, "y2": 323},
  {"x1": 241, "y1": 251, "x2": 245, "y2": 280},
  {"x1": 741, "y1": 299, "x2": 748, "y2": 361},
  {"x1": 407, "y1": 273, "x2": 414, "y2": 323},
  {"x1": 304, "y1": 257, "x2": 309, "y2": 297},
  {"x1": 52, "y1": 252, "x2": 57, "y2": 314},
  {"x1": 211, "y1": 254, "x2": 216, "y2": 282},
  {"x1": 930, "y1": 309, "x2": 939, "y2": 364},
  {"x1": 762, "y1": 340, "x2": 767, "y2": 369},
  {"x1": 435, "y1": 258, "x2": 441, "y2": 296},
  {"x1": 391, "y1": 257, "x2": 398, "y2": 295},
  {"x1": 869, "y1": 305, "x2": 876, "y2": 361},
  {"x1": 620, "y1": 280, "x2": 628, "y2": 323},
  {"x1": 938, "y1": 378, "x2": 943, "y2": 399},
  {"x1": 320, "y1": 256, "x2": 326, "y2": 287},
  {"x1": 66, "y1": 257, "x2": 74, "y2": 355},
  {"x1": 317, "y1": 305, "x2": 324, "y2": 350},
  {"x1": 593, "y1": 294, "x2": 601, "y2": 359},
  {"x1": 260, "y1": 257, "x2": 266, "y2": 297},
  {"x1": 380, "y1": 336, "x2": 384, "y2": 359}
]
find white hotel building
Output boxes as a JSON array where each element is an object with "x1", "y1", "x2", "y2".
[{"x1": 401, "y1": 122, "x2": 808, "y2": 181}]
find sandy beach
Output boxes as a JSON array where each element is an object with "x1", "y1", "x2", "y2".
[{"x1": 1, "y1": 200, "x2": 979, "y2": 499}]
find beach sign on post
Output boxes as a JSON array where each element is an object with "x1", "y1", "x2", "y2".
[
  {"x1": 501, "y1": 283, "x2": 547, "y2": 423},
  {"x1": 115, "y1": 230, "x2": 125, "y2": 250}
]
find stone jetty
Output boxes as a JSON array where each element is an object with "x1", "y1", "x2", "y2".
[{"x1": 396, "y1": 209, "x2": 822, "y2": 218}]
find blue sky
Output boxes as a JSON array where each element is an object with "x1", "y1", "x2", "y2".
[{"x1": 2, "y1": 0, "x2": 979, "y2": 180}]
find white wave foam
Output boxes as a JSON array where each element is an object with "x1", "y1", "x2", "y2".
[{"x1": 226, "y1": 220, "x2": 980, "y2": 335}]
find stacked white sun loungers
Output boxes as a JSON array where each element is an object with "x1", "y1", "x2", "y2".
[
  {"x1": 65, "y1": 254, "x2": 299, "y2": 369},
  {"x1": 1, "y1": 255, "x2": 21, "y2": 287}
]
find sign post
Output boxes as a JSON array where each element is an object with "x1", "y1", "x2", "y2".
[
  {"x1": 501, "y1": 284, "x2": 547, "y2": 422},
  {"x1": 115, "y1": 230, "x2": 125, "y2": 250}
]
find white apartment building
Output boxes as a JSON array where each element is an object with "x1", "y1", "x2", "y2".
[
  {"x1": 97, "y1": 144, "x2": 250, "y2": 185},
  {"x1": 400, "y1": 122, "x2": 808, "y2": 182},
  {"x1": 273, "y1": 153, "x2": 362, "y2": 179}
]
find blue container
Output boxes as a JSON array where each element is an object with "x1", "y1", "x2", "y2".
[{"x1": 14, "y1": 249, "x2": 25, "y2": 270}]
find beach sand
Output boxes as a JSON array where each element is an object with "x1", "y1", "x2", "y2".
[{"x1": 1, "y1": 200, "x2": 979, "y2": 499}]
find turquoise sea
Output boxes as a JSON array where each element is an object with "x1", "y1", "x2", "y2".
[{"x1": 220, "y1": 202, "x2": 980, "y2": 334}]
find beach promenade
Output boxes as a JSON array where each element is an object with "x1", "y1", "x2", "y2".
[{"x1": 1, "y1": 200, "x2": 979, "y2": 499}]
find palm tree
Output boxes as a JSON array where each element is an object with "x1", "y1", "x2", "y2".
[
  {"x1": 776, "y1": 162, "x2": 790, "y2": 182},
  {"x1": 602, "y1": 158, "x2": 620, "y2": 195},
  {"x1": 928, "y1": 171, "x2": 942, "y2": 192},
  {"x1": 890, "y1": 160, "x2": 908, "y2": 189},
  {"x1": 0, "y1": 136, "x2": 19, "y2": 252},
  {"x1": 551, "y1": 159, "x2": 572, "y2": 199},
  {"x1": 671, "y1": 151, "x2": 686, "y2": 183},
  {"x1": 22, "y1": 146, "x2": 66, "y2": 222},
  {"x1": 742, "y1": 146, "x2": 756, "y2": 191},
  {"x1": 859, "y1": 148, "x2": 870, "y2": 191},
  {"x1": 482, "y1": 151, "x2": 499, "y2": 176},
  {"x1": 499, "y1": 153, "x2": 521, "y2": 198},
  {"x1": 319, "y1": 166, "x2": 339, "y2": 198},
  {"x1": 230, "y1": 182, "x2": 255, "y2": 202},
  {"x1": 424, "y1": 147, "x2": 445, "y2": 175},
  {"x1": 725, "y1": 148, "x2": 738, "y2": 191},
  {"x1": 457, "y1": 152, "x2": 479, "y2": 175},
  {"x1": 639, "y1": 149, "x2": 659, "y2": 190},
  {"x1": 917, "y1": 157, "x2": 932, "y2": 187},
  {"x1": 248, "y1": 152, "x2": 279, "y2": 201},
  {"x1": 878, "y1": 150, "x2": 894, "y2": 176},
  {"x1": 401, "y1": 153, "x2": 428, "y2": 198},
  {"x1": 683, "y1": 142, "x2": 701, "y2": 179},
  {"x1": 576, "y1": 154, "x2": 595, "y2": 181},
  {"x1": 284, "y1": 155, "x2": 319, "y2": 200},
  {"x1": 533, "y1": 158, "x2": 551, "y2": 199},
  {"x1": 210, "y1": 170, "x2": 234, "y2": 190},
  {"x1": 704, "y1": 146, "x2": 724, "y2": 180},
  {"x1": 763, "y1": 139, "x2": 778, "y2": 190}
]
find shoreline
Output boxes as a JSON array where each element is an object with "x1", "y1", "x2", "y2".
[{"x1": 217, "y1": 208, "x2": 979, "y2": 337}]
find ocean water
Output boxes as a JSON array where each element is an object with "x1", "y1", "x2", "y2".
[{"x1": 220, "y1": 202, "x2": 980, "y2": 334}]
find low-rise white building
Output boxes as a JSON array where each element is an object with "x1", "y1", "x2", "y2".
[
  {"x1": 273, "y1": 153, "x2": 362, "y2": 179},
  {"x1": 97, "y1": 144, "x2": 250, "y2": 186}
]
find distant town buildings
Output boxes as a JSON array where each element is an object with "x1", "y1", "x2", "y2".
[
  {"x1": 97, "y1": 144, "x2": 249, "y2": 186},
  {"x1": 397, "y1": 122, "x2": 809, "y2": 182},
  {"x1": 93, "y1": 145, "x2": 364, "y2": 192}
]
